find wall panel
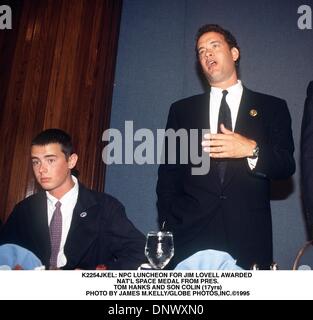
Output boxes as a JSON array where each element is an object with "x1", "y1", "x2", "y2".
[{"x1": 0, "y1": 0, "x2": 122, "y2": 222}]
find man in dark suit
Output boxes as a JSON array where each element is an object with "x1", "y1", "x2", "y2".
[
  {"x1": 301, "y1": 81, "x2": 313, "y2": 240},
  {"x1": 157, "y1": 24, "x2": 295, "y2": 269},
  {"x1": 0, "y1": 129, "x2": 146, "y2": 270}
]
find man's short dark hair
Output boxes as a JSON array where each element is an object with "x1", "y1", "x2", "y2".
[
  {"x1": 31, "y1": 128, "x2": 73, "y2": 159},
  {"x1": 195, "y1": 24, "x2": 240, "y2": 67}
]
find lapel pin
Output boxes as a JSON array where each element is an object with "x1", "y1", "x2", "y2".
[
  {"x1": 80, "y1": 212, "x2": 87, "y2": 218},
  {"x1": 249, "y1": 109, "x2": 258, "y2": 117}
]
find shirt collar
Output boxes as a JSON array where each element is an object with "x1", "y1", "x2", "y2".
[
  {"x1": 210, "y1": 80, "x2": 243, "y2": 96},
  {"x1": 46, "y1": 175, "x2": 79, "y2": 206}
]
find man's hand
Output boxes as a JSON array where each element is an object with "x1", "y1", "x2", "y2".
[{"x1": 202, "y1": 124, "x2": 257, "y2": 158}]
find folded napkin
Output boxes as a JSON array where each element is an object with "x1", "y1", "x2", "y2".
[
  {"x1": 174, "y1": 249, "x2": 243, "y2": 270},
  {"x1": 0, "y1": 244, "x2": 43, "y2": 270}
]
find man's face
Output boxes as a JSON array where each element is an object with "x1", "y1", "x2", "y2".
[
  {"x1": 31, "y1": 143, "x2": 77, "y2": 197},
  {"x1": 197, "y1": 32, "x2": 239, "y2": 88}
]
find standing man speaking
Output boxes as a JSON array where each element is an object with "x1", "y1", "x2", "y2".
[{"x1": 157, "y1": 24, "x2": 295, "y2": 269}]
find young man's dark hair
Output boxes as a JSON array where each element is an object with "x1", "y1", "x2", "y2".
[
  {"x1": 195, "y1": 24, "x2": 241, "y2": 68},
  {"x1": 31, "y1": 128, "x2": 73, "y2": 159}
]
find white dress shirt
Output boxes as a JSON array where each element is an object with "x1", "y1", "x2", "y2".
[
  {"x1": 209, "y1": 80, "x2": 257, "y2": 169},
  {"x1": 46, "y1": 175, "x2": 79, "y2": 268}
]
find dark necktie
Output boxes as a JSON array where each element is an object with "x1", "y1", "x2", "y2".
[
  {"x1": 49, "y1": 201, "x2": 62, "y2": 269},
  {"x1": 217, "y1": 90, "x2": 232, "y2": 184},
  {"x1": 218, "y1": 90, "x2": 232, "y2": 132}
]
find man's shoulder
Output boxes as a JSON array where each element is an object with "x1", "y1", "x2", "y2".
[
  {"x1": 92, "y1": 191, "x2": 124, "y2": 208},
  {"x1": 169, "y1": 93, "x2": 208, "y2": 118},
  {"x1": 79, "y1": 184, "x2": 124, "y2": 210},
  {"x1": 245, "y1": 87, "x2": 286, "y2": 105},
  {"x1": 172, "y1": 93, "x2": 207, "y2": 108},
  {"x1": 15, "y1": 192, "x2": 44, "y2": 208},
  {"x1": 8, "y1": 192, "x2": 45, "y2": 220}
]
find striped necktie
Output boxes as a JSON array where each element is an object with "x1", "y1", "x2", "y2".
[{"x1": 49, "y1": 201, "x2": 62, "y2": 269}]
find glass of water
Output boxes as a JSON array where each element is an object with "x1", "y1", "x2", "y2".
[{"x1": 145, "y1": 231, "x2": 174, "y2": 269}]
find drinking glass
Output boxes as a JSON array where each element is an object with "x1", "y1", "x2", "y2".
[{"x1": 144, "y1": 231, "x2": 174, "y2": 269}]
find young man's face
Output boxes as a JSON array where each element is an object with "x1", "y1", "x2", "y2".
[
  {"x1": 31, "y1": 143, "x2": 77, "y2": 198},
  {"x1": 197, "y1": 31, "x2": 239, "y2": 88}
]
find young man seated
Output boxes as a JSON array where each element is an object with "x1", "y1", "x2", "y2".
[{"x1": 0, "y1": 129, "x2": 146, "y2": 270}]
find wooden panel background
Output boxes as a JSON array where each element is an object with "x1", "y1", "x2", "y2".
[{"x1": 0, "y1": 0, "x2": 122, "y2": 222}]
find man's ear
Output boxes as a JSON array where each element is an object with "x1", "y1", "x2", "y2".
[
  {"x1": 68, "y1": 153, "x2": 78, "y2": 169},
  {"x1": 231, "y1": 47, "x2": 240, "y2": 62}
]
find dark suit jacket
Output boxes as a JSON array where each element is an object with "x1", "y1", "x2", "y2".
[
  {"x1": 301, "y1": 81, "x2": 313, "y2": 239},
  {"x1": 157, "y1": 86, "x2": 295, "y2": 269},
  {"x1": 0, "y1": 184, "x2": 146, "y2": 270}
]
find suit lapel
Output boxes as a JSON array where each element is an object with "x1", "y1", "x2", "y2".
[
  {"x1": 64, "y1": 185, "x2": 99, "y2": 268},
  {"x1": 184, "y1": 90, "x2": 210, "y2": 129},
  {"x1": 194, "y1": 89, "x2": 224, "y2": 187},
  {"x1": 234, "y1": 87, "x2": 256, "y2": 135},
  {"x1": 223, "y1": 87, "x2": 256, "y2": 187},
  {"x1": 201, "y1": 90, "x2": 211, "y2": 130}
]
